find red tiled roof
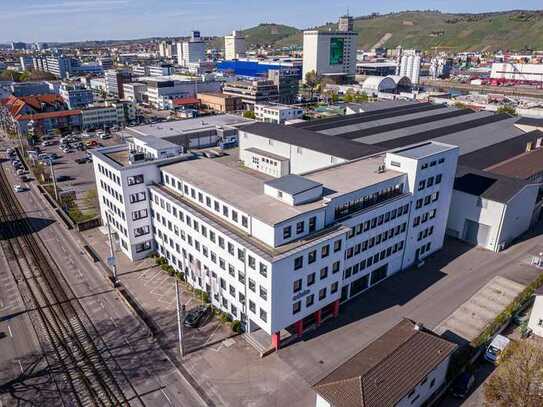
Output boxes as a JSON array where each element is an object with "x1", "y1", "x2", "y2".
[
  {"x1": 20, "y1": 95, "x2": 65, "y2": 110},
  {"x1": 171, "y1": 97, "x2": 201, "y2": 106},
  {"x1": 17, "y1": 110, "x2": 81, "y2": 121}
]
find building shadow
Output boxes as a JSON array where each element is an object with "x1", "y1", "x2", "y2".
[
  {"x1": 292, "y1": 238, "x2": 475, "y2": 342},
  {"x1": 0, "y1": 217, "x2": 55, "y2": 239}
]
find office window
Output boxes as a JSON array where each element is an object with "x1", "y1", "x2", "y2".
[
  {"x1": 283, "y1": 226, "x2": 292, "y2": 239},
  {"x1": 308, "y1": 250, "x2": 317, "y2": 264},
  {"x1": 331, "y1": 282, "x2": 338, "y2": 294},
  {"x1": 293, "y1": 301, "x2": 301, "y2": 314},
  {"x1": 293, "y1": 279, "x2": 302, "y2": 293},
  {"x1": 222, "y1": 206, "x2": 229, "y2": 217},
  {"x1": 334, "y1": 240, "x2": 342, "y2": 252},
  {"x1": 320, "y1": 267, "x2": 328, "y2": 280},
  {"x1": 231, "y1": 210, "x2": 238, "y2": 222},
  {"x1": 294, "y1": 256, "x2": 303, "y2": 270},
  {"x1": 306, "y1": 294, "x2": 314, "y2": 307},
  {"x1": 418, "y1": 180, "x2": 425, "y2": 191},
  {"x1": 249, "y1": 300, "x2": 256, "y2": 313},
  {"x1": 260, "y1": 309, "x2": 267, "y2": 322},
  {"x1": 241, "y1": 216, "x2": 248, "y2": 228},
  {"x1": 259, "y1": 286, "x2": 267, "y2": 301},
  {"x1": 127, "y1": 174, "x2": 144, "y2": 186},
  {"x1": 319, "y1": 288, "x2": 327, "y2": 300},
  {"x1": 248, "y1": 255, "x2": 256, "y2": 269},
  {"x1": 307, "y1": 272, "x2": 315, "y2": 286},
  {"x1": 248, "y1": 278, "x2": 255, "y2": 292},
  {"x1": 308, "y1": 216, "x2": 316, "y2": 232},
  {"x1": 296, "y1": 221, "x2": 304, "y2": 234},
  {"x1": 332, "y1": 261, "x2": 340, "y2": 274},
  {"x1": 321, "y1": 244, "x2": 330, "y2": 258},
  {"x1": 435, "y1": 174, "x2": 442, "y2": 184}
]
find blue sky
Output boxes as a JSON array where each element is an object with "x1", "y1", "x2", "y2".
[{"x1": 2, "y1": 0, "x2": 541, "y2": 43}]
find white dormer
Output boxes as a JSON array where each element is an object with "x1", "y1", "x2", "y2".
[{"x1": 264, "y1": 174, "x2": 323, "y2": 206}]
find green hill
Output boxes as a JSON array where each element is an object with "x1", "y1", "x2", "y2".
[
  {"x1": 239, "y1": 10, "x2": 543, "y2": 52},
  {"x1": 210, "y1": 23, "x2": 299, "y2": 49}
]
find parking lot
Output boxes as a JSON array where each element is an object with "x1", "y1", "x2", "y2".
[{"x1": 31, "y1": 131, "x2": 122, "y2": 216}]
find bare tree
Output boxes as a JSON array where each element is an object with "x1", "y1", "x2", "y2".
[{"x1": 484, "y1": 340, "x2": 543, "y2": 407}]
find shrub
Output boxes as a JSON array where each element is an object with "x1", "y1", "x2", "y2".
[
  {"x1": 194, "y1": 289, "x2": 210, "y2": 304},
  {"x1": 232, "y1": 320, "x2": 242, "y2": 334}
]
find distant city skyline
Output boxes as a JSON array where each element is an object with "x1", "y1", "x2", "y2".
[{"x1": 1, "y1": 0, "x2": 542, "y2": 43}]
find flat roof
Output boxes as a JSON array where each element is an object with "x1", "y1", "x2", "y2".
[
  {"x1": 392, "y1": 142, "x2": 457, "y2": 160},
  {"x1": 132, "y1": 134, "x2": 179, "y2": 150},
  {"x1": 123, "y1": 115, "x2": 253, "y2": 139},
  {"x1": 160, "y1": 153, "x2": 401, "y2": 226},
  {"x1": 516, "y1": 117, "x2": 543, "y2": 127},
  {"x1": 240, "y1": 122, "x2": 385, "y2": 161}
]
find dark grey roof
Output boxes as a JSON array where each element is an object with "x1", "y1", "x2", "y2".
[
  {"x1": 454, "y1": 166, "x2": 530, "y2": 203},
  {"x1": 516, "y1": 117, "x2": 543, "y2": 127},
  {"x1": 335, "y1": 108, "x2": 474, "y2": 140},
  {"x1": 393, "y1": 142, "x2": 455, "y2": 159},
  {"x1": 293, "y1": 102, "x2": 441, "y2": 132},
  {"x1": 240, "y1": 122, "x2": 385, "y2": 160},
  {"x1": 264, "y1": 174, "x2": 322, "y2": 195},
  {"x1": 375, "y1": 113, "x2": 511, "y2": 149},
  {"x1": 458, "y1": 130, "x2": 543, "y2": 170}
]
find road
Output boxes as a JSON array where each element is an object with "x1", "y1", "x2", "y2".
[{"x1": 0, "y1": 146, "x2": 206, "y2": 406}]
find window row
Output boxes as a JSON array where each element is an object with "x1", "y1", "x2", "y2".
[
  {"x1": 344, "y1": 241, "x2": 403, "y2": 280},
  {"x1": 105, "y1": 211, "x2": 127, "y2": 237},
  {"x1": 413, "y1": 209, "x2": 437, "y2": 227},
  {"x1": 334, "y1": 184, "x2": 404, "y2": 220},
  {"x1": 293, "y1": 240, "x2": 342, "y2": 270},
  {"x1": 97, "y1": 163, "x2": 120, "y2": 185},
  {"x1": 417, "y1": 226, "x2": 434, "y2": 241},
  {"x1": 346, "y1": 222, "x2": 407, "y2": 259},
  {"x1": 415, "y1": 191, "x2": 440, "y2": 209},
  {"x1": 100, "y1": 180, "x2": 123, "y2": 204},
  {"x1": 103, "y1": 196, "x2": 126, "y2": 223},
  {"x1": 421, "y1": 157, "x2": 445, "y2": 170},
  {"x1": 417, "y1": 174, "x2": 442, "y2": 191},
  {"x1": 347, "y1": 203, "x2": 410, "y2": 239},
  {"x1": 283, "y1": 216, "x2": 317, "y2": 239},
  {"x1": 292, "y1": 282, "x2": 339, "y2": 314},
  {"x1": 293, "y1": 261, "x2": 341, "y2": 293}
]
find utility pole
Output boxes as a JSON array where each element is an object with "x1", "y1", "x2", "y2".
[
  {"x1": 48, "y1": 159, "x2": 59, "y2": 202},
  {"x1": 106, "y1": 215, "x2": 118, "y2": 287},
  {"x1": 175, "y1": 278, "x2": 185, "y2": 358}
]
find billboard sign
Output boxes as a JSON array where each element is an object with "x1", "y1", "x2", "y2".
[{"x1": 330, "y1": 38, "x2": 344, "y2": 65}]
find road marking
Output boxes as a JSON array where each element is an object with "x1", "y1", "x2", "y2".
[
  {"x1": 18, "y1": 360, "x2": 23, "y2": 374},
  {"x1": 7, "y1": 325, "x2": 12, "y2": 337}
]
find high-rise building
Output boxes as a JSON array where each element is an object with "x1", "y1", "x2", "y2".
[
  {"x1": 178, "y1": 31, "x2": 206, "y2": 67},
  {"x1": 224, "y1": 30, "x2": 246, "y2": 60},
  {"x1": 158, "y1": 41, "x2": 177, "y2": 59},
  {"x1": 338, "y1": 15, "x2": 354, "y2": 32},
  {"x1": 60, "y1": 84, "x2": 94, "y2": 109},
  {"x1": 11, "y1": 42, "x2": 27, "y2": 50},
  {"x1": 45, "y1": 55, "x2": 75, "y2": 79},
  {"x1": 302, "y1": 16, "x2": 358, "y2": 81},
  {"x1": 19, "y1": 56, "x2": 34, "y2": 71},
  {"x1": 105, "y1": 69, "x2": 132, "y2": 98},
  {"x1": 268, "y1": 69, "x2": 299, "y2": 104}
]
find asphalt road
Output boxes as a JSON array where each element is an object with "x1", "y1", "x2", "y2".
[{"x1": 0, "y1": 153, "x2": 206, "y2": 406}]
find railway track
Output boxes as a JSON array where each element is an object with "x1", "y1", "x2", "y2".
[{"x1": 0, "y1": 160, "x2": 144, "y2": 407}]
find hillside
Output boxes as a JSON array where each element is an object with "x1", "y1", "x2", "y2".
[
  {"x1": 210, "y1": 23, "x2": 298, "y2": 49},
  {"x1": 242, "y1": 10, "x2": 543, "y2": 52}
]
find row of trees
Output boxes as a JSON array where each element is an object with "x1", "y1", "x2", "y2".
[
  {"x1": 304, "y1": 70, "x2": 369, "y2": 103},
  {"x1": 0, "y1": 69, "x2": 56, "y2": 82}
]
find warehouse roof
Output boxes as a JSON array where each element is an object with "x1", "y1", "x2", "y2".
[
  {"x1": 516, "y1": 117, "x2": 543, "y2": 127},
  {"x1": 458, "y1": 130, "x2": 543, "y2": 170},
  {"x1": 454, "y1": 166, "x2": 530, "y2": 203},
  {"x1": 313, "y1": 319, "x2": 456, "y2": 407},
  {"x1": 240, "y1": 122, "x2": 385, "y2": 160},
  {"x1": 487, "y1": 147, "x2": 543, "y2": 180}
]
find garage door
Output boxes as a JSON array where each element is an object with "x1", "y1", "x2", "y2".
[{"x1": 463, "y1": 219, "x2": 490, "y2": 246}]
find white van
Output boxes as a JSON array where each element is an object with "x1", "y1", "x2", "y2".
[{"x1": 484, "y1": 334, "x2": 510, "y2": 363}]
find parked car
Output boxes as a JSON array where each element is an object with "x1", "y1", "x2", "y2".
[
  {"x1": 451, "y1": 372, "x2": 475, "y2": 398},
  {"x1": 55, "y1": 175, "x2": 70, "y2": 182},
  {"x1": 85, "y1": 140, "x2": 98, "y2": 147},
  {"x1": 183, "y1": 305, "x2": 212, "y2": 328},
  {"x1": 14, "y1": 185, "x2": 25, "y2": 192},
  {"x1": 75, "y1": 157, "x2": 88, "y2": 164},
  {"x1": 16, "y1": 169, "x2": 27, "y2": 176},
  {"x1": 485, "y1": 335, "x2": 511, "y2": 364}
]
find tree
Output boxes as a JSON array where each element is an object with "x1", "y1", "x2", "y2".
[
  {"x1": 484, "y1": 340, "x2": 543, "y2": 407},
  {"x1": 304, "y1": 70, "x2": 319, "y2": 90},
  {"x1": 497, "y1": 105, "x2": 517, "y2": 116},
  {"x1": 242, "y1": 110, "x2": 256, "y2": 119}
]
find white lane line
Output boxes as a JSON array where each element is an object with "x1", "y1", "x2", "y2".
[
  {"x1": 7, "y1": 325, "x2": 12, "y2": 338},
  {"x1": 18, "y1": 360, "x2": 23, "y2": 374}
]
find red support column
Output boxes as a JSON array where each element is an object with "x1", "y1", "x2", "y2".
[
  {"x1": 271, "y1": 332, "x2": 281, "y2": 351},
  {"x1": 314, "y1": 309, "x2": 322, "y2": 326},
  {"x1": 333, "y1": 299, "x2": 340, "y2": 317},
  {"x1": 295, "y1": 319, "x2": 304, "y2": 337}
]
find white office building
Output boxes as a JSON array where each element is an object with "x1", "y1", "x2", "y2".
[
  {"x1": 178, "y1": 31, "x2": 206, "y2": 67},
  {"x1": 225, "y1": 30, "x2": 246, "y2": 60},
  {"x1": 303, "y1": 16, "x2": 357, "y2": 81},
  {"x1": 92, "y1": 118, "x2": 458, "y2": 349},
  {"x1": 254, "y1": 104, "x2": 304, "y2": 124}
]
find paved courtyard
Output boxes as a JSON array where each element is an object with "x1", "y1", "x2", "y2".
[{"x1": 79, "y1": 222, "x2": 543, "y2": 406}]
